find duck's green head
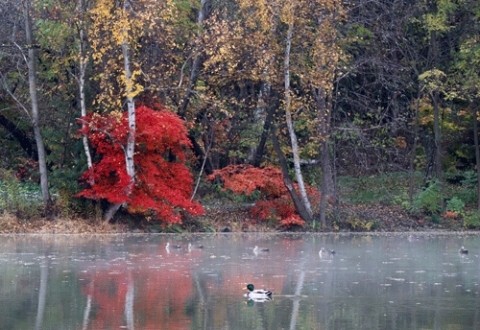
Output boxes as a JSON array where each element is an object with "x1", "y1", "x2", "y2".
[{"x1": 247, "y1": 284, "x2": 255, "y2": 292}]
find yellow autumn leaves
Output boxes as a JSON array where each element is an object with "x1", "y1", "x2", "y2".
[{"x1": 89, "y1": 0, "x2": 152, "y2": 110}]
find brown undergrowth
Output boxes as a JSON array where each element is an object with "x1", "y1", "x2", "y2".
[
  {"x1": 0, "y1": 212, "x2": 129, "y2": 234},
  {"x1": 0, "y1": 202, "x2": 470, "y2": 234}
]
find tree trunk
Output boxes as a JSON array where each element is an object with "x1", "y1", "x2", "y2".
[
  {"x1": 0, "y1": 113, "x2": 37, "y2": 160},
  {"x1": 473, "y1": 104, "x2": 480, "y2": 211},
  {"x1": 177, "y1": 0, "x2": 212, "y2": 174},
  {"x1": 77, "y1": 0, "x2": 93, "y2": 170},
  {"x1": 313, "y1": 86, "x2": 334, "y2": 228},
  {"x1": 252, "y1": 101, "x2": 276, "y2": 167},
  {"x1": 23, "y1": 0, "x2": 52, "y2": 214},
  {"x1": 178, "y1": 0, "x2": 209, "y2": 117},
  {"x1": 283, "y1": 20, "x2": 313, "y2": 218},
  {"x1": 105, "y1": 1, "x2": 136, "y2": 222},
  {"x1": 432, "y1": 90, "x2": 442, "y2": 181},
  {"x1": 431, "y1": 89, "x2": 444, "y2": 210},
  {"x1": 250, "y1": 79, "x2": 277, "y2": 167},
  {"x1": 271, "y1": 126, "x2": 313, "y2": 222},
  {"x1": 123, "y1": 46, "x2": 136, "y2": 184},
  {"x1": 408, "y1": 97, "x2": 420, "y2": 203}
]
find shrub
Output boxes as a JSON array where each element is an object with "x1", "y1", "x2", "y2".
[
  {"x1": 446, "y1": 196, "x2": 465, "y2": 214},
  {"x1": 464, "y1": 211, "x2": 480, "y2": 229},
  {"x1": 457, "y1": 171, "x2": 478, "y2": 205},
  {"x1": 0, "y1": 171, "x2": 42, "y2": 218},
  {"x1": 208, "y1": 164, "x2": 319, "y2": 228},
  {"x1": 412, "y1": 180, "x2": 442, "y2": 215}
]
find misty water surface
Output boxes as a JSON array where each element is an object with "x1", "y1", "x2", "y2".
[{"x1": 0, "y1": 232, "x2": 479, "y2": 329}]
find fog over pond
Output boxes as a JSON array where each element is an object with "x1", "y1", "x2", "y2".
[{"x1": 1, "y1": 232, "x2": 479, "y2": 329}]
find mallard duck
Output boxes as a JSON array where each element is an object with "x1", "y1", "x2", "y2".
[
  {"x1": 245, "y1": 284, "x2": 272, "y2": 301},
  {"x1": 459, "y1": 246, "x2": 468, "y2": 254}
]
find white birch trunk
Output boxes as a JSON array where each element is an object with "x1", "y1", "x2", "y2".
[
  {"x1": 122, "y1": 1, "x2": 136, "y2": 186},
  {"x1": 77, "y1": 0, "x2": 93, "y2": 170},
  {"x1": 104, "y1": 1, "x2": 136, "y2": 222},
  {"x1": 284, "y1": 21, "x2": 313, "y2": 217}
]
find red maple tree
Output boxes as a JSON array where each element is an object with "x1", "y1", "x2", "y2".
[
  {"x1": 77, "y1": 105, "x2": 204, "y2": 223},
  {"x1": 208, "y1": 164, "x2": 319, "y2": 228}
]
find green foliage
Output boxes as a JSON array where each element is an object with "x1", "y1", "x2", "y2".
[
  {"x1": 419, "y1": 69, "x2": 447, "y2": 91},
  {"x1": 443, "y1": 170, "x2": 478, "y2": 206},
  {"x1": 460, "y1": 170, "x2": 477, "y2": 186},
  {"x1": 422, "y1": 0, "x2": 458, "y2": 33},
  {"x1": 36, "y1": 19, "x2": 73, "y2": 51},
  {"x1": 445, "y1": 196, "x2": 465, "y2": 214},
  {"x1": 463, "y1": 211, "x2": 480, "y2": 229},
  {"x1": 412, "y1": 180, "x2": 442, "y2": 215},
  {"x1": 0, "y1": 171, "x2": 42, "y2": 218},
  {"x1": 338, "y1": 172, "x2": 417, "y2": 206},
  {"x1": 50, "y1": 166, "x2": 88, "y2": 218}
]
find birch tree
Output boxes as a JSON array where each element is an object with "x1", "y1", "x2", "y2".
[
  {"x1": 89, "y1": 0, "x2": 148, "y2": 221},
  {"x1": 282, "y1": 3, "x2": 313, "y2": 218},
  {"x1": 76, "y1": 0, "x2": 93, "y2": 170},
  {"x1": 279, "y1": 0, "x2": 344, "y2": 224}
]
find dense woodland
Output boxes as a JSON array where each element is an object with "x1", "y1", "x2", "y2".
[{"x1": 0, "y1": 0, "x2": 479, "y2": 231}]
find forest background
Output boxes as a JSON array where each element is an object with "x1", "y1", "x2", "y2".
[{"x1": 0, "y1": 0, "x2": 479, "y2": 233}]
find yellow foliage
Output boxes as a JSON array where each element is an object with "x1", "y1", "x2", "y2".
[{"x1": 88, "y1": 0, "x2": 158, "y2": 112}]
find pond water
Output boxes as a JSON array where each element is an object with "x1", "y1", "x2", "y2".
[{"x1": 1, "y1": 232, "x2": 479, "y2": 329}]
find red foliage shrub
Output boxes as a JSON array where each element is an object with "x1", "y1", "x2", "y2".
[
  {"x1": 280, "y1": 214, "x2": 305, "y2": 227},
  {"x1": 77, "y1": 105, "x2": 204, "y2": 223},
  {"x1": 208, "y1": 164, "x2": 285, "y2": 197},
  {"x1": 208, "y1": 164, "x2": 320, "y2": 228}
]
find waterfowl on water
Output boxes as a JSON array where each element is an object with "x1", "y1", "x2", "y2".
[
  {"x1": 165, "y1": 242, "x2": 182, "y2": 253},
  {"x1": 319, "y1": 247, "x2": 335, "y2": 258},
  {"x1": 459, "y1": 246, "x2": 468, "y2": 254},
  {"x1": 187, "y1": 243, "x2": 205, "y2": 252},
  {"x1": 253, "y1": 246, "x2": 269, "y2": 255},
  {"x1": 245, "y1": 284, "x2": 273, "y2": 301}
]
